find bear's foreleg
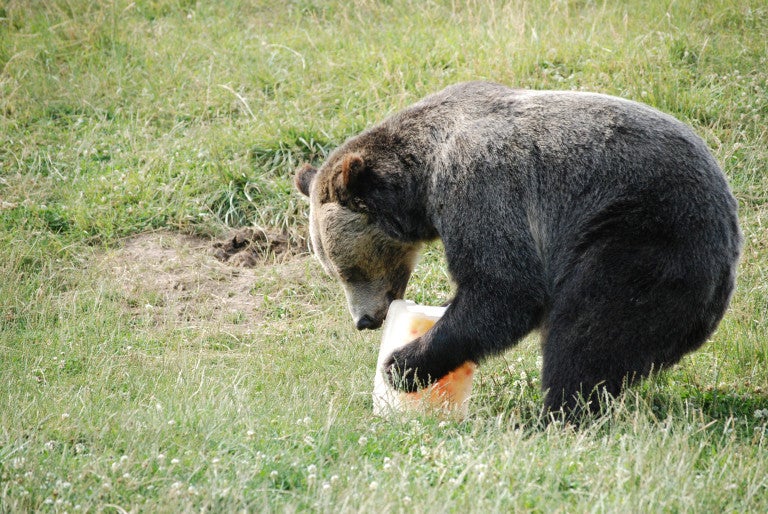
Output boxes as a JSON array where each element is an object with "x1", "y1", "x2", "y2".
[{"x1": 384, "y1": 278, "x2": 544, "y2": 392}]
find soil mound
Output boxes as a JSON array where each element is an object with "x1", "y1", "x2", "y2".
[{"x1": 212, "y1": 227, "x2": 307, "y2": 267}]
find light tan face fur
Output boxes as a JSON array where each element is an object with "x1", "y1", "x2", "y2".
[{"x1": 308, "y1": 199, "x2": 420, "y2": 329}]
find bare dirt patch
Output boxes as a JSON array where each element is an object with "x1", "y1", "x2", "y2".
[{"x1": 98, "y1": 229, "x2": 309, "y2": 335}]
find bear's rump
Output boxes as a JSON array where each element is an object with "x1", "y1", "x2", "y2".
[{"x1": 545, "y1": 187, "x2": 737, "y2": 366}]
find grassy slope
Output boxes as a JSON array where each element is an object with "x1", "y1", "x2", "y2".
[{"x1": 1, "y1": 0, "x2": 767, "y2": 511}]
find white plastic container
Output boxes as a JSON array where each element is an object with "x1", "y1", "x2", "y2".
[{"x1": 373, "y1": 300, "x2": 476, "y2": 419}]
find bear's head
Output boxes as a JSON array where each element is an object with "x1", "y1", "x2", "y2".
[{"x1": 295, "y1": 152, "x2": 421, "y2": 330}]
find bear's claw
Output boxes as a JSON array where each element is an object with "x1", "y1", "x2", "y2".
[
  {"x1": 384, "y1": 356, "x2": 420, "y2": 392},
  {"x1": 383, "y1": 343, "x2": 439, "y2": 392}
]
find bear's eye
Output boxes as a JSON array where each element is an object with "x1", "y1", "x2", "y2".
[{"x1": 340, "y1": 266, "x2": 368, "y2": 283}]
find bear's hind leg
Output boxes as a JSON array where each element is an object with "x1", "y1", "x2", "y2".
[
  {"x1": 540, "y1": 245, "x2": 729, "y2": 419},
  {"x1": 540, "y1": 320, "x2": 654, "y2": 419}
]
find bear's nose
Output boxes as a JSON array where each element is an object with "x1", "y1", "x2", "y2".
[{"x1": 356, "y1": 315, "x2": 382, "y2": 331}]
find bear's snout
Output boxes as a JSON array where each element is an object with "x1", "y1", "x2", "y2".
[
  {"x1": 355, "y1": 314, "x2": 383, "y2": 331},
  {"x1": 342, "y1": 281, "x2": 393, "y2": 331}
]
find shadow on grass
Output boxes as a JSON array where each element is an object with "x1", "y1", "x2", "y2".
[{"x1": 471, "y1": 368, "x2": 768, "y2": 438}]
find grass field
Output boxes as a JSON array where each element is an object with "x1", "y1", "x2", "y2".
[{"x1": 1, "y1": 0, "x2": 767, "y2": 511}]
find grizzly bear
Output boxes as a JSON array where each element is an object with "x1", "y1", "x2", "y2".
[{"x1": 295, "y1": 81, "x2": 742, "y2": 416}]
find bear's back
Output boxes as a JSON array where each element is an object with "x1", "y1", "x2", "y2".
[
  {"x1": 385, "y1": 82, "x2": 740, "y2": 287},
  {"x1": 400, "y1": 81, "x2": 734, "y2": 229}
]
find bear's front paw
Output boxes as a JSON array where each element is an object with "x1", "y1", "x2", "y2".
[{"x1": 383, "y1": 341, "x2": 439, "y2": 393}]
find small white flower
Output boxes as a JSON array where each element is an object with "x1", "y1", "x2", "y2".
[
  {"x1": 270, "y1": 470, "x2": 279, "y2": 479},
  {"x1": 369, "y1": 481, "x2": 379, "y2": 491},
  {"x1": 322, "y1": 482, "x2": 331, "y2": 491},
  {"x1": 330, "y1": 475, "x2": 339, "y2": 484},
  {"x1": 246, "y1": 430, "x2": 255, "y2": 438},
  {"x1": 212, "y1": 458, "x2": 220, "y2": 465},
  {"x1": 157, "y1": 453, "x2": 165, "y2": 461},
  {"x1": 61, "y1": 413, "x2": 70, "y2": 420},
  {"x1": 403, "y1": 496, "x2": 412, "y2": 504},
  {"x1": 307, "y1": 464, "x2": 317, "y2": 474},
  {"x1": 167, "y1": 420, "x2": 176, "y2": 426},
  {"x1": 358, "y1": 436, "x2": 368, "y2": 446},
  {"x1": 171, "y1": 458, "x2": 180, "y2": 465}
]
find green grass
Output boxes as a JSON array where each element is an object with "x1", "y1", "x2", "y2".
[{"x1": 2, "y1": 0, "x2": 768, "y2": 511}]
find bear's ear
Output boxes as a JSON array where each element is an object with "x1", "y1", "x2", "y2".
[
  {"x1": 337, "y1": 153, "x2": 366, "y2": 191},
  {"x1": 331, "y1": 153, "x2": 369, "y2": 210},
  {"x1": 294, "y1": 163, "x2": 317, "y2": 197}
]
